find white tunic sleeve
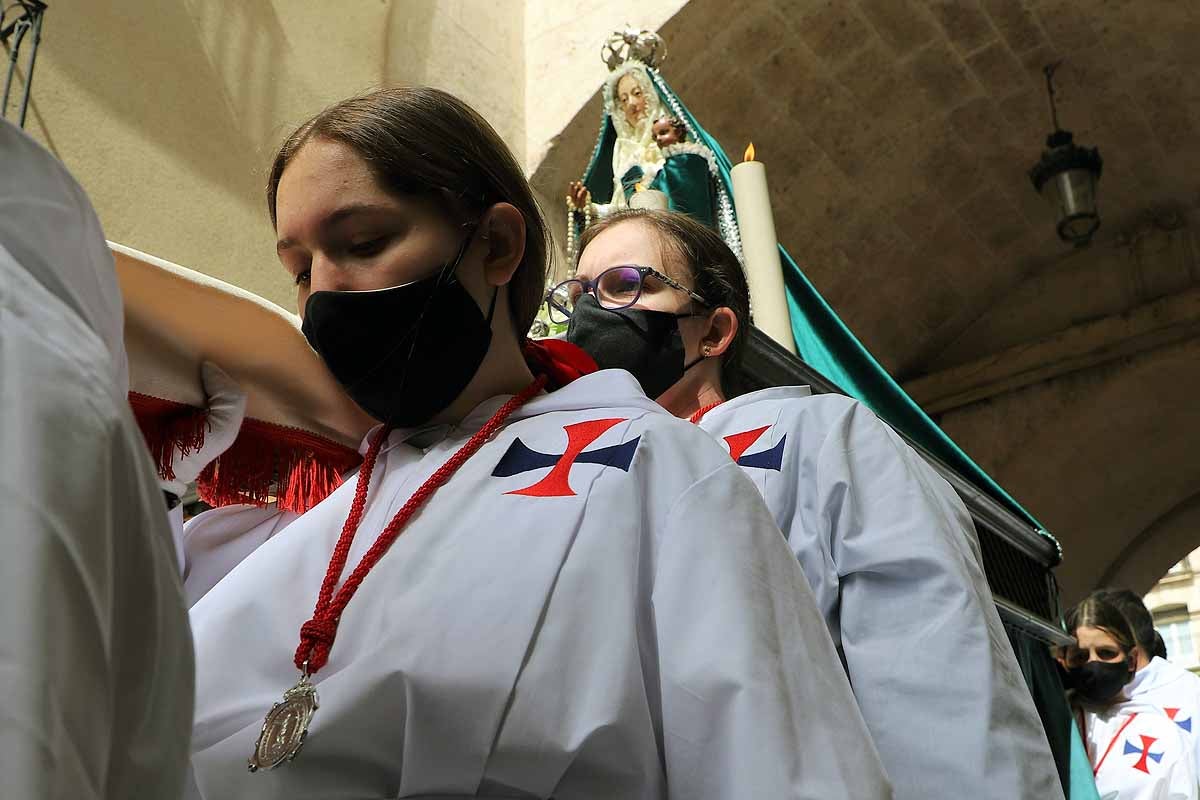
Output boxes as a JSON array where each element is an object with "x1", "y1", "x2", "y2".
[
  {"x1": 0, "y1": 263, "x2": 193, "y2": 800},
  {"x1": 815, "y1": 399, "x2": 1061, "y2": 799},
  {"x1": 653, "y1": 461, "x2": 892, "y2": 799}
]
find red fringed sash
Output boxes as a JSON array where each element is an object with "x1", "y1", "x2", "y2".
[{"x1": 128, "y1": 392, "x2": 362, "y2": 514}]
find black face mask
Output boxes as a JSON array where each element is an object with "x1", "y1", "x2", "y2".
[
  {"x1": 301, "y1": 231, "x2": 496, "y2": 426},
  {"x1": 1069, "y1": 658, "x2": 1135, "y2": 705},
  {"x1": 564, "y1": 294, "x2": 703, "y2": 399}
]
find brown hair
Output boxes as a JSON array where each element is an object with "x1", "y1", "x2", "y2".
[
  {"x1": 1094, "y1": 588, "x2": 1156, "y2": 656},
  {"x1": 1064, "y1": 592, "x2": 1138, "y2": 653},
  {"x1": 267, "y1": 86, "x2": 549, "y2": 337},
  {"x1": 578, "y1": 209, "x2": 751, "y2": 387}
]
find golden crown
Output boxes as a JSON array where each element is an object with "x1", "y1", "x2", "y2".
[{"x1": 601, "y1": 27, "x2": 666, "y2": 71}]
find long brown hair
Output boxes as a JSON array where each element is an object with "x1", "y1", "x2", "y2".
[
  {"x1": 267, "y1": 87, "x2": 549, "y2": 337},
  {"x1": 578, "y1": 209, "x2": 752, "y2": 387},
  {"x1": 1065, "y1": 592, "x2": 1138, "y2": 653},
  {"x1": 1094, "y1": 588, "x2": 1156, "y2": 656}
]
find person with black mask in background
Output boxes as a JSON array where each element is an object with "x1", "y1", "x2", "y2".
[
  {"x1": 1096, "y1": 588, "x2": 1200, "y2": 783},
  {"x1": 1059, "y1": 591, "x2": 1197, "y2": 799}
]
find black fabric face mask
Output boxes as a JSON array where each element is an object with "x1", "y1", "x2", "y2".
[
  {"x1": 301, "y1": 231, "x2": 496, "y2": 426},
  {"x1": 565, "y1": 294, "x2": 703, "y2": 399},
  {"x1": 1069, "y1": 658, "x2": 1135, "y2": 705}
]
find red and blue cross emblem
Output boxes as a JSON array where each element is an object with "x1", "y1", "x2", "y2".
[
  {"x1": 492, "y1": 418, "x2": 640, "y2": 497},
  {"x1": 1165, "y1": 707, "x2": 1193, "y2": 733},
  {"x1": 723, "y1": 426, "x2": 786, "y2": 470},
  {"x1": 1123, "y1": 734, "x2": 1164, "y2": 774}
]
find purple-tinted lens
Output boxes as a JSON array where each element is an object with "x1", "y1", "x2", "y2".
[{"x1": 597, "y1": 266, "x2": 643, "y2": 309}]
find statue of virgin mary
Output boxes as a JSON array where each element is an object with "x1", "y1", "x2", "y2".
[{"x1": 565, "y1": 29, "x2": 741, "y2": 262}]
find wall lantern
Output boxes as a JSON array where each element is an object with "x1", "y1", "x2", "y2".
[{"x1": 1028, "y1": 62, "x2": 1103, "y2": 247}]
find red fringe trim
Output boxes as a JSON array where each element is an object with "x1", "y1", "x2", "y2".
[
  {"x1": 128, "y1": 392, "x2": 362, "y2": 514},
  {"x1": 128, "y1": 392, "x2": 208, "y2": 481}
]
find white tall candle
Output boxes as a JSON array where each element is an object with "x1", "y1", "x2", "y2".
[{"x1": 730, "y1": 148, "x2": 797, "y2": 354}]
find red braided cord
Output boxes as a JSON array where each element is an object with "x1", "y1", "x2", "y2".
[
  {"x1": 294, "y1": 374, "x2": 547, "y2": 673},
  {"x1": 312, "y1": 421, "x2": 391, "y2": 617},
  {"x1": 689, "y1": 402, "x2": 723, "y2": 425}
]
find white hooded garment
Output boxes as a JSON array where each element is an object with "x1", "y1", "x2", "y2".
[
  {"x1": 1081, "y1": 699, "x2": 1197, "y2": 800},
  {"x1": 696, "y1": 385, "x2": 1064, "y2": 800},
  {"x1": 181, "y1": 368, "x2": 892, "y2": 799},
  {"x1": 1128, "y1": 657, "x2": 1200, "y2": 776},
  {"x1": 0, "y1": 120, "x2": 193, "y2": 798}
]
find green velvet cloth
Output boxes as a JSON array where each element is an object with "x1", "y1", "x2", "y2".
[
  {"x1": 580, "y1": 65, "x2": 1060, "y2": 552},
  {"x1": 583, "y1": 118, "x2": 618, "y2": 203},
  {"x1": 648, "y1": 152, "x2": 717, "y2": 228}
]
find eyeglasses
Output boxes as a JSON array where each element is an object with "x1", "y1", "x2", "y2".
[{"x1": 545, "y1": 264, "x2": 710, "y2": 325}]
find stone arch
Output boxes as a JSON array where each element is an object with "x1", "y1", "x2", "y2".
[{"x1": 1099, "y1": 492, "x2": 1200, "y2": 598}]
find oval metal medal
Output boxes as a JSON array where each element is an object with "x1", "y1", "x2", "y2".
[{"x1": 248, "y1": 676, "x2": 319, "y2": 772}]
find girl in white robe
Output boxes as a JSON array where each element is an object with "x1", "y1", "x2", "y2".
[
  {"x1": 1083, "y1": 699, "x2": 1195, "y2": 800},
  {"x1": 1061, "y1": 592, "x2": 1197, "y2": 799},
  {"x1": 178, "y1": 87, "x2": 891, "y2": 799},
  {"x1": 1098, "y1": 588, "x2": 1200, "y2": 779},
  {"x1": 561, "y1": 208, "x2": 1065, "y2": 800}
]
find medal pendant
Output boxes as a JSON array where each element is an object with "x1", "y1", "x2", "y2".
[{"x1": 248, "y1": 674, "x2": 319, "y2": 772}]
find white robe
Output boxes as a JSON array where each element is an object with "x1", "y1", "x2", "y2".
[
  {"x1": 1128, "y1": 658, "x2": 1200, "y2": 776},
  {"x1": 1081, "y1": 700, "x2": 1197, "y2": 799},
  {"x1": 697, "y1": 386, "x2": 1064, "y2": 800},
  {"x1": 0, "y1": 120, "x2": 193, "y2": 799},
  {"x1": 182, "y1": 369, "x2": 892, "y2": 799}
]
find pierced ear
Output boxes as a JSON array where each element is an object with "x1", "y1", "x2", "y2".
[
  {"x1": 699, "y1": 307, "x2": 739, "y2": 359},
  {"x1": 478, "y1": 202, "x2": 526, "y2": 287}
]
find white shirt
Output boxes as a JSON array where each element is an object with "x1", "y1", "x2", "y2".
[
  {"x1": 697, "y1": 386, "x2": 1064, "y2": 800},
  {"x1": 1081, "y1": 699, "x2": 1197, "y2": 799},
  {"x1": 181, "y1": 370, "x2": 893, "y2": 799},
  {"x1": 1129, "y1": 657, "x2": 1200, "y2": 774},
  {"x1": 0, "y1": 120, "x2": 193, "y2": 799}
]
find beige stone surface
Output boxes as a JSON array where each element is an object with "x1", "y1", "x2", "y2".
[{"x1": 16, "y1": 0, "x2": 524, "y2": 311}]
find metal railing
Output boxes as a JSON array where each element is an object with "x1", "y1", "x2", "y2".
[{"x1": 1, "y1": 0, "x2": 46, "y2": 128}]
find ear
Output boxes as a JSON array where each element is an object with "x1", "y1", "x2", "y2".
[
  {"x1": 698, "y1": 306, "x2": 739, "y2": 359},
  {"x1": 478, "y1": 202, "x2": 526, "y2": 287}
]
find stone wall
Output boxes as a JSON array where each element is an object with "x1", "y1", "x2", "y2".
[{"x1": 17, "y1": 0, "x2": 524, "y2": 310}]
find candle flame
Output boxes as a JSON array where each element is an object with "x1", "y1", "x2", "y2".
[{"x1": 744, "y1": 142, "x2": 756, "y2": 162}]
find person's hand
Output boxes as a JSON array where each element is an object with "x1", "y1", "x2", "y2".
[
  {"x1": 566, "y1": 180, "x2": 590, "y2": 211},
  {"x1": 160, "y1": 361, "x2": 247, "y2": 499}
]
